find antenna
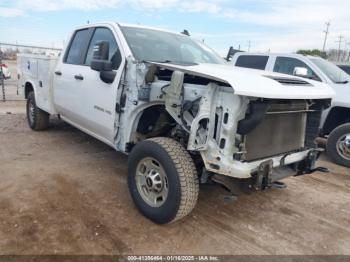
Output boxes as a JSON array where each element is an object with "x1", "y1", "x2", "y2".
[{"x1": 181, "y1": 30, "x2": 190, "y2": 36}]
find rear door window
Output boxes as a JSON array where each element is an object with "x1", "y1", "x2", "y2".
[
  {"x1": 274, "y1": 56, "x2": 321, "y2": 81},
  {"x1": 65, "y1": 29, "x2": 92, "y2": 65},
  {"x1": 235, "y1": 55, "x2": 269, "y2": 70}
]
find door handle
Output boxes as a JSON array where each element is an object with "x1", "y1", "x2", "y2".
[
  {"x1": 74, "y1": 74, "x2": 84, "y2": 80},
  {"x1": 55, "y1": 71, "x2": 62, "y2": 76}
]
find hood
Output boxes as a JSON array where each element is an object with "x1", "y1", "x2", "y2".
[{"x1": 149, "y1": 62, "x2": 335, "y2": 100}]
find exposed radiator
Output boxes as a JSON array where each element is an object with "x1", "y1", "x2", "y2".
[{"x1": 244, "y1": 101, "x2": 320, "y2": 162}]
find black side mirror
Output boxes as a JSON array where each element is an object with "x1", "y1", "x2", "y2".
[
  {"x1": 94, "y1": 40, "x2": 109, "y2": 60},
  {"x1": 91, "y1": 60, "x2": 112, "y2": 71},
  {"x1": 90, "y1": 41, "x2": 116, "y2": 84}
]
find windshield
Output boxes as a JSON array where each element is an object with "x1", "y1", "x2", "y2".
[
  {"x1": 120, "y1": 26, "x2": 224, "y2": 65},
  {"x1": 310, "y1": 58, "x2": 350, "y2": 84}
]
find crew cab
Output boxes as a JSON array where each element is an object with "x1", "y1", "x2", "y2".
[
  {"x1": 231, "y1": 53, "x2": 350, "y2": 168},
  {"x1": 18, "y1": 22, "x2": 334, "y2": 224}
]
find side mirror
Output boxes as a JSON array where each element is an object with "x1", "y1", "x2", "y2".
[
  {"x1": 90, "y1": 41, "x2": 111, "y2": 72},
  {"x1": 90, "y1": 41, "x2": 116, "y2": 84},
  {"x1": 91, "y1": 60, "x2": 112, "y2": 72},
  {"x1": 293, "y1": 67, "x2": 308, "y2": 77},
  {"x1": 93, "y1": 40, "x2": 109, "y2": 60}
]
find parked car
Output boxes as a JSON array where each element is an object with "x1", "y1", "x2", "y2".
[
  {"x1": 231, "y1": 53, "x2": 350, "y2": 167},
  {"x1": 17, "y1": 22, "x2": 334, "y2": 224},
  {"x1": 0, "y1": 63, "x2": 11, "y2": 79},
  {"x1": 337, "y1": 64, "x2": 350, "y2": 75}
]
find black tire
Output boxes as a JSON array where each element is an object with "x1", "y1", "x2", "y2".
[
  {"x1": 26, "y1": 91, "x2": 49, "y2": 131},
  {"x1": 128, "y1": 137, "x2": 199, "y2": 224},
  {"x1": 326, "y1": 123, "x2": 350, "y2": 168}
]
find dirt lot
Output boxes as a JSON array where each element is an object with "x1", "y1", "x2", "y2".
[{"x1": 0, "y1": 100, "x2": 349, "y2": 256}]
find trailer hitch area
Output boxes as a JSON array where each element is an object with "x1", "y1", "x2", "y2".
[{"x1": 295, "y1": 149, "x2": 330, "y2": 176}]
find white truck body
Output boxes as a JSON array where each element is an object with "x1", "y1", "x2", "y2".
[
  {"x1": 17, "y1": 22, "x2": 336, "y2": 223},
  {"x1": 17, "y1": 54, "x2": 58, "y2": 114}
]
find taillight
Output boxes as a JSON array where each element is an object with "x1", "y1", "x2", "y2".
[{"x1": 1, "y1": 64, "x2": 8, "y2": 68}]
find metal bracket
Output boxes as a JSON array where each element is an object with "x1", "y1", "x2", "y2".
[
  {"x1": 295, "y1": 148, "x2": 329, "y2": 176},
  {"x1": 255, "y1": 159, "x2": 273, "y2": 190}
]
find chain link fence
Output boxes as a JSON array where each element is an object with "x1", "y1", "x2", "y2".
[{"x1": 0, "y1": 43, "x2": 61, "y2": 102}]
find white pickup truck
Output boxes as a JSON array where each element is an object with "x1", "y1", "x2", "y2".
[
  {"x1": 18, "y1": 22, "x2": 334, "y2": 224},
  {"x1": 231, "y1": 53, "x2": 350, "y2": 167}
]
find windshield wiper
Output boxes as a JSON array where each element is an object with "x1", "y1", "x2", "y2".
[
  {"x1": 335, "y1": 80, "x2": 349, "y2": 84},
  {"x1": 143, "y1": 60, "x2": 198, "y2": 66}
]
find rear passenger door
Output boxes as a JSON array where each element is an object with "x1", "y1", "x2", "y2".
[
  {"x1": 54, "y1": 28, "x2": 94, "y2": 124},
  {"x1": 234, "y1": 55, "x2": 269, "y2": 70}
]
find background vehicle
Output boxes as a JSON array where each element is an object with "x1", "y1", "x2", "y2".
[
  {"x1": 18, "y1": 22, "x2": 334, "y2": 224},
  {"x1": 231, "y1": 53, "x2": 350, "y2": 167},
  {"x1": 338, "y1": 64, "x2": 350, "y2": 75},
  {"x1": 0, "y1": 63, "x2": 11, "y2": 79}
]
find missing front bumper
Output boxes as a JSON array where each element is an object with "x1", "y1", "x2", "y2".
[{"x1": 211, "y1": 149, "x2": 328, "y2": 193}]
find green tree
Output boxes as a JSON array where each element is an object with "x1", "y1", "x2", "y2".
[{"x1": 296, "y1": 49, "x2": 327, "y2": 59}]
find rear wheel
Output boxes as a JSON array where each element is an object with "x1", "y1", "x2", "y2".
[
  {"x1": 326, "y1": 123, "x2": 350, "y2": 167},
  {"x1": 128, "y1": 137, "x2": 199, "y2": 224},
  {"x1": 26, "y1": 92, "x2": 49, "y2": 131}
]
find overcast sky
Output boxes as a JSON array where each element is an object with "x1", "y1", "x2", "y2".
[{"x1": 0, "y1": 0, "x2": 349, "y2": 55}]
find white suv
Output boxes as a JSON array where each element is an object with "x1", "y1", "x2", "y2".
[{"x1": 231, "y1": 53, "x2": 350, "y2": 167}]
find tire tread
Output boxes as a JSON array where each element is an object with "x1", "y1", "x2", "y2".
[
  {"x1": 27, "y1": 92, "x2": 49, "y2": 131},
  {"x1": 326, "y1": 123, "x2": 350, "y2": 168},
  {"x1": 147, "y1": 137, "x2": 199, "y2": 223}
]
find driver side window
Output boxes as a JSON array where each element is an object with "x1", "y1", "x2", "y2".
[
  {"x1": 85, "y1": 27, "x2": 122, "y2": 70},
  {"x1": 273, "y1": 57, "x2": 321, "y2": 81}
]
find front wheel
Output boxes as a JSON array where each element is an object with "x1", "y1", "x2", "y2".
[
  {"x1": 26, "y1": 92, "x2": 49, "y2": 131},
  {"x1": 326, "y1": 123, "x2": 350, "y2": 167},
  {"x1": 128, "y1": 137, "x2": 199, "y2": 224}
]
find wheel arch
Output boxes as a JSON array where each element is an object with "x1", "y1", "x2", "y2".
[
  {"x1": 124, "y1": 102, "x2": 176, "y2": 152},
  {"x1": 24, "y1": 81, "x2": 36, "y2": 99},
  {"x1": 322, "y1": 106, "x2": 350, "y2": 135}
]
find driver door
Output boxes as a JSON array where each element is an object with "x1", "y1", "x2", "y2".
[{"x1": 76, "y1": 26, "x2": 124, "y2": 143}]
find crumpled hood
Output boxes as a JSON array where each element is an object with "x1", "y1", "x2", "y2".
[{"x1": 149, "y1": 62, "x2": 335, "y2": 100}]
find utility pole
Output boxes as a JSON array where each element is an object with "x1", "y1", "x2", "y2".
[
  {"x1": 336, "y1": 35, "x2": 344, "y2": 61},
  {"x1": 0, "y1": 48, "x2": 5, "y2": 102},
  {"x1": 247, "y1": 40, "x2": 251, "y2": 52},
  {"x1": 322, "y1": 21, "x2": 331, "y2": 52}
]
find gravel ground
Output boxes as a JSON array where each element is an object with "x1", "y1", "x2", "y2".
[{"x1": 0, "y1": 100, "x2": 349, "y2": 255}]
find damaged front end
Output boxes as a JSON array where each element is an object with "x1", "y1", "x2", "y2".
[{"x1": 125, "y1": 61, "x2": 332, "y2": 193}]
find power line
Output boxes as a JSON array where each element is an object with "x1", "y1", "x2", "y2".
[{"x1": 322, "y1": 21, "x2": 331, "y2": 52}]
